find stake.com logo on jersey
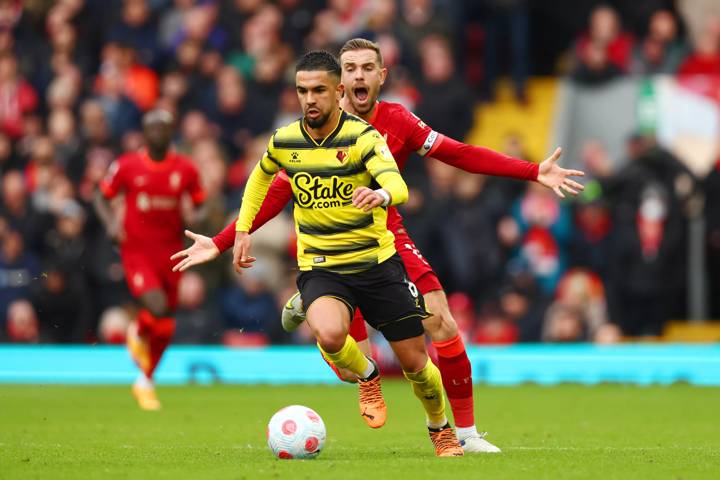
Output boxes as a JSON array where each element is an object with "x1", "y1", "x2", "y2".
[{"x1": 292, "y1": 173, "x2": 354, "y2": 209}]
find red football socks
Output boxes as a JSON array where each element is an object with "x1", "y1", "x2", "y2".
[{"x1": 432, "y1": 334, "x2": 475, "y2": 428}]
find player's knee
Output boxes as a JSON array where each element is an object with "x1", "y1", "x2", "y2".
[
  {"x1": 142, "y1": 291, "x2": 169, "y2": 318},
  {"x1": 316, "y1": 329, "x2": 346, "y2": 354},
  {"x1": 423, "y1": 294, "x2": 458, "y2": 341}
]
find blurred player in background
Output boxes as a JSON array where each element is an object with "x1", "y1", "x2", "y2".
[
  {"x1": 95, "y1": 110, "x2": 206, "y2": 410},
  {"x1": 172, "y1": 39, "x2": 583, "y2": 450}
]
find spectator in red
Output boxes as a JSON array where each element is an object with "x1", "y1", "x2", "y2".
[
  {"x1": 677, "y1": 16, "x2": 720, "y2": 102},
  {"x1": 572, "y1": 5, "x2": 634, "y2": 83},
  {"x1": 0, "y1": 53, "x2": 38, "y2": 139}
]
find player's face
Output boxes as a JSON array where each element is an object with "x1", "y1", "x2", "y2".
[
  {"x1": 296, "y1": 70, "x2": 343, "y2": 129},
  {"x1": 340, "y1": 49, "x2": 387, "y2": 115},
  {"x1": 143, "y1": 120, "x2": 173, "y2": 150}
]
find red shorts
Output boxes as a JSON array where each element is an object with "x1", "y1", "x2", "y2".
[
  {"x1": 121, "y1": 246, "x2": 181, "y2": 311},
  {"x1": 349, "y1": 228, "x2": 443, "y2": 342}
]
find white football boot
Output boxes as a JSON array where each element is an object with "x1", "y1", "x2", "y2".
[
  {"x1": 281, "y1": 291, "x2": 306, "y2": 332},
  {"x1": 460, "y1": 432, "x2": 502, "y2": 453}
]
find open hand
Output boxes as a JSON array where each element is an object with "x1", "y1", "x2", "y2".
[
  {"x1": 537, "y1": 147, "x2": 585, "y2": 199},
  {"x1": 171, "y1": 230, "x2": 221, "y2": 272}
]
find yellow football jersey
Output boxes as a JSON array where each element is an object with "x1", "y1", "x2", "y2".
[{"x1": 237, "y1": 109, "x2": 408, "y2": 273}]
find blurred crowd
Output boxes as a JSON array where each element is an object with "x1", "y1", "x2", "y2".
[{"x1": 0, "y1": 0, "x2": 718, "y2": 346}]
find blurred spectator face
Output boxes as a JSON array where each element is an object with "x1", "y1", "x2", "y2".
[
  {"x1": 217, "y1": 67, "x2": 246, "y2": 113},
  {"x1": 0, "y1": 0, "x2": 21, "y2": 30},
  {"x1": 454, "y1": 173, "x2": 484, "y2": 201},
  {"x1": 49, "y1": 175, "x2": 75, "y2": 205},
  {"x1": 420, "y1": 36, "x2": 454, "y2": 84},
  {"x1": 184, "y1": 4, "x2": 218, "y2": 42},
  {"x1": 255, "y1": 53, "x2": 286, "y2": 85},
  {"x1": 0, "y1": 53, "x2": 18, "y2": 82},
  {"x1": 31, "y1": 137, "x2": 56, "y2": 166},
  {"x1": 648, "y1": 10, "x2": 677, "y2": 43},
  {"x1": 178, "y1": 271, "x2": 206, "y2": 309},
  {"x1": 403, "y1": 0, "x2": 432, "y2": 26},
  {"x1": 48, "y1": 109, "x2": 76, "y2": 144},
  {"x1": 0, "y1": 132, "x2": 11, "y2": 163},
  {"x1": 589, "y1": 6, "x2": 620, "y2": 45},
  {"x1": 0, "y1": 29, "x2": 14, "y2": 55},
  {"x1": 255, "y1": 3, "x2": 283, "y2": 32},
  {"x1": 1, "y1": 229, "x2": 23, "y2": 262},
  {"x1": 161, "y1": 71, "x2": 188, "y2": 101},
  {"x1": 199, "y1": 50, "x2": 223, "y2": 78},
  {"x1": 123, "y1": 0, "x2": 150, "y2": 28},
  {"x1": 6, "y1": 300, "x2": 39, "y2": 343},
  {"x1": 376, "y1": 34, "x2": 401, "y2": 68},
  {"x1": 122, "y1": 130, "x2": 144, "y2": 152},
  {"x1": 234, "y1": 0, "x2": 263, "y2": 14},
  {"x1": 340, "y1": 47, "x2": 387, "y2": 115},
  {"x1": 501, "y1": 290, "x2": 529, "y2": 319},
  {"x1": 191, "y1": 139, "x2": 226, "y2": 195},
  {"x1": 180, "y1": 110, "x2": 212, "y2": 144},
  {"x1": 545, "y1": 305, "x2": 584, "y2": 342},
  {"x1": 2, "y1": 171, "x2": 26, "y2": 214},
  {"x1": 46, "y1": 75, "x2": 81, "y2": 110},
  {"x1": 367, "y1": 0, "x2": 397, "y2": 30},
  {"x1": 80, "y1": 100, "x2": 110, "y2": 142},
  {"x1": 176, "y1": 39, "x2": 202, "y2": 71},
  {"x1": 51, "y1": 23, "x2": 77, "y2": 53},
  {"x1": 99, "y1": 306, "x2": 130, "y2": 344}
]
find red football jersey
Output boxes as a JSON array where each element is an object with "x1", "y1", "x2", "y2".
[
  {"x1": 365, "y1": 101, "x2": 442, "y2": 231},
  {"x1": 100, "y1": 150, "x2": 206, "y2": 250}
]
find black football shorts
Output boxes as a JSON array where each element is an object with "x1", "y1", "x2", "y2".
[{"x1": 297, "y1": 254, "x2": 429, "y2": 341}]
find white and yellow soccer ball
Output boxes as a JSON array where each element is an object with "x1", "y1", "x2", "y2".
[{"x1": 267, "y1": 405, "x2": 326, "y2": 459}]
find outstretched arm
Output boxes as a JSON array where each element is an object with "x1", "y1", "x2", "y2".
[
  {"x1": 431, "y1": 136, "x2": 583, "y2": 197},
  {"x1": 171, "y1": 173, "x2": 293, "y2": 272}
]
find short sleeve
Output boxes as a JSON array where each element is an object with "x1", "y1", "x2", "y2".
[{"x1": 99, "y1": 160, "x2": 125, "y2": 199}]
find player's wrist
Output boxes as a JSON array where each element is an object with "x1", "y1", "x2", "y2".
[{"x1": 374, "y1": 188, "x2": 391, "y2": 207}]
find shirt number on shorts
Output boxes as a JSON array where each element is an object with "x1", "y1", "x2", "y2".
[{"x1": 406, "y1": 279, "x2": 419, "y2": 298}]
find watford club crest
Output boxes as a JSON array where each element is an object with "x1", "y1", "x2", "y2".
[{"x1": 336, "y1": 150, "x2": 347, "y2": 163}]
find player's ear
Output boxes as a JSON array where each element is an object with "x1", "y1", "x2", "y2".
[
  {"x1": 379, "y1": 67, "x2": 388, "y2": 87},
  {"x1": 336, "y1": 81, "x2": 345, "y2": 101}
]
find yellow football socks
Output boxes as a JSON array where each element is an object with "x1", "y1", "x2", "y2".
[
  {"x1": 318, "y1": 336, "x2": 371, "y2": 378},
  {"x1": 404, "y1": 358, "x2": 447, "y2": 427}
]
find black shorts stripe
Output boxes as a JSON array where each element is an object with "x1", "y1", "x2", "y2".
[
  {"x1": 304, "y1": 240, "x2": 380, "y2": 255},
  {"x1": 284, "y1": 163, "x2": 365, "y2": 178},
  {"x1": 312, "y1": 258, "x2": 379, "y2": 273},
  {"x1": 273, "y1": 138, "x2": 358, "y2": 150},
  {"x1": 298, "y1": 215, "x2": 374, "y2": 235}
]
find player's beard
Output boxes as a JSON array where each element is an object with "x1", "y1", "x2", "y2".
[{"x1": 305, "y1": 110, "x2": 330, "y2": 129}]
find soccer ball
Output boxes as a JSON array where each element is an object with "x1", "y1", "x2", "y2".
[{"x1": 266, "y1": 405, "x2": 326, "y2": 459}]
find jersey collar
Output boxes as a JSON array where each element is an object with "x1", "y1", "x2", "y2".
[
  {"x1": 300, "y1": 109, "x2": 346, "y2": 147},
  {"x1": 140, "y1": 148, "x2": 176, "y2": 171}
]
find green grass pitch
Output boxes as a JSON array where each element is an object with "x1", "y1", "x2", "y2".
[{"x1": 1, "y1": 382, "x2": 718, "y2": 479}]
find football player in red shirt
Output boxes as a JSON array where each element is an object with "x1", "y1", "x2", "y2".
[
  {"x1": 95, "y1": 109, "x2": 206, "y2": 410},
  {"x1": 171, "y1": 39, "x2": 583, "y2": 450}
]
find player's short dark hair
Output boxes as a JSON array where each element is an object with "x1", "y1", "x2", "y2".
[{"x1": 295, "y1": 50, "x2": 341, "y2": 79}]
